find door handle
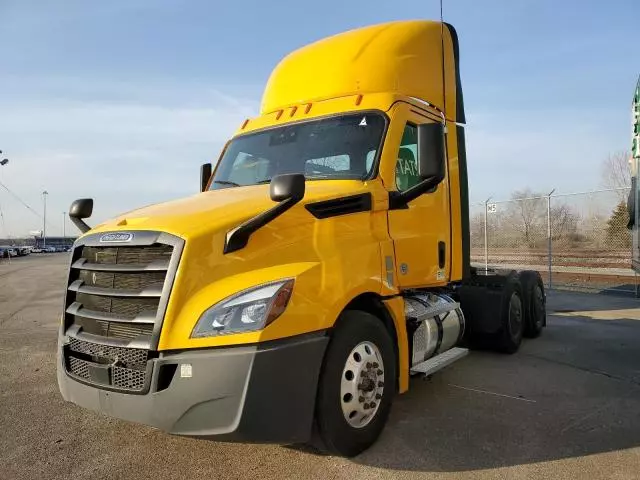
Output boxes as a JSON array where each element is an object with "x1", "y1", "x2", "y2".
[{"x1": 438, "y1": 241, "x2": 446, "y2": 269}]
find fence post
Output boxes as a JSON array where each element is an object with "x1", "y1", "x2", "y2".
[
  {"x1": 484, "y1": 196, "x2": 492, "y2": 274},
  {"x1": 547, "y1": 189, "x2": 555, "y2": 289}
]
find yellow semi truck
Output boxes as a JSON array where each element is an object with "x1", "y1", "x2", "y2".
[{"x1": 57, "y1": 20, "x2": 546, "y2": 456}]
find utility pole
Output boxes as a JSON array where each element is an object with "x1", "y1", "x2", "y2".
[
  {"x1": 42, "y1": 191, "x2": 48, "y2": 248},
  {"x1": 0, "y1": 156, "x2": 9, "y2": 239},
  {"x1": 484, "y1": 196, "x2": 492, "y2": 274},
  {"x1": 62, "y1": 211, "x2": 66, "y2": 242}
]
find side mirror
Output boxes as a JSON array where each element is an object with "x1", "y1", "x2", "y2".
[
  {"x1": 270, "y1": 173, "x2": 306, "y2": 202},
  {"x1": 389, "y1": 123, "x2": 447, "y2": 210},
  {"x1": 69, "y1": 198, "x2": 93, "y2": 233},
  {"x1": 201, "y1": 163, "x2": 212, "y2": 192},
  {"x1": 224, "y1": 174, "x2": 306, "y2": 254},
  {"x1": 417, "y1": 122, "x2": 446, "y2": 181}
]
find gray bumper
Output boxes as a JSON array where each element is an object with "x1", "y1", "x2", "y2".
[{"x1": 57, "y1": 333, "x2": 328, "y2": 443}]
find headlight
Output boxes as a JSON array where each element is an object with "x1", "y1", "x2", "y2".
[{"x1": 191, "y1": 279, "x2": 294, "y2": 338}]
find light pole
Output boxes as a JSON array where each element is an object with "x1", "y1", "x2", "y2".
[
  {"x1": 0, "y1": 157, "x2": 8, "y2": 240},
  {"x1": 62, "y1": 211, "x2": 66, "y2": 243},
  {"x1": 42, "y1": 191, "x2": 48, "y2": 248}
]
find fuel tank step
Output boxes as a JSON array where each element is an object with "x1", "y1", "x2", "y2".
[
  {"x1": 406, "y1": 298, "x2": 460, "y2": 322},
  {"x1": 410, "y1": 347, "x2": 469, "y2": 375}
]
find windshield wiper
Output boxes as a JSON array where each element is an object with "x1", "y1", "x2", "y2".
[
  {"x1": 255, "y1": 179, "x2": 272, "y2": 184},
  {"x1": 213, "y1": 180, "x2": 241, "y2": 187}
]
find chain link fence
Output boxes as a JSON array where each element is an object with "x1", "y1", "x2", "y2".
[{"x1": 470, "y1": 187, "x2": 637, "y2": 295}]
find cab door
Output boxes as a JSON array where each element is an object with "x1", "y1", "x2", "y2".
[{"x1": 386, "y1": 108, "x2": 451, "y2": 288}]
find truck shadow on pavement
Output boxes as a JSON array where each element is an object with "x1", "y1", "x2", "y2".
[{"x1": 350, "y1": 310, "x2": 640, "y2": 472}]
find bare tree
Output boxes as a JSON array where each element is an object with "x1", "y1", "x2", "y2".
[
  {"x1": 550, "y1": 202, "x2": 579, "y2": 242},
  {"x1": 508, "y1": 188, "x2": 546, "y2": 246},
  {"x1": 601, "y1": 151, "x2": 631, "y2": 202},
  {"x1": 469, "y1": 212, "x2": 485, "y2": 248}
]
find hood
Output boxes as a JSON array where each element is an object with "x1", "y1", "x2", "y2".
[{"x1": 89, "y1": 180, "x2": 374, "y2": 239}]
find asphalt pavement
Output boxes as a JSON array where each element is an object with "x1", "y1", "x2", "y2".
[{"x1": 1, "y1": 253, "x2": 640, "y2": 480}]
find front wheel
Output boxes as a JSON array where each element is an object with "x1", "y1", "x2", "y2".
[{"x1": 314, "y1": 311, "x2": 396, "y2": 457}]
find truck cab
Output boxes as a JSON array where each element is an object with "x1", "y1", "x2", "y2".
[{"x1": 58, "y1": 20, "x2": 545, "y2": 457}]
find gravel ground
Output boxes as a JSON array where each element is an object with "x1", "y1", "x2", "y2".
[{"x1": 2, "y1": 253, "x2": 640, "y2": 480}]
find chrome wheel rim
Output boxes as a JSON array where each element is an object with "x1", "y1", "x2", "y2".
[{"x1": 340, "y1": 341, "x2": 385, "y2": 428}]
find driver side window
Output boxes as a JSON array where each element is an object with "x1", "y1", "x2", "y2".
[{"x1": 395, "y1": 124, "x2": 420, "y2": 191}]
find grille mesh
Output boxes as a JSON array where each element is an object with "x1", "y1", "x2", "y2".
[
  {"x1": 66, "y1": 351, "x2": 147, "y2": 392},
  {"x1": 112, "y1": 366, "x2": 146, "y2": 391},
  {"x1": 68, "y1": 357, "x2": 90, "y2": 380},
  {"x1": 75, "y1": 317, "x2": 153, "y2": 339},
  {"x1": 78, "y1": 270, "x2": 165, "y2": 290},
  {"x1": 69, "y1": 337, "x2": 147, "y2": 366},
  {"x1": 76, "y1": 293, "x2": 158, "y2": 319},
  {"x1": 82, "y1": 245, "x2": 172, "y2": 265}
]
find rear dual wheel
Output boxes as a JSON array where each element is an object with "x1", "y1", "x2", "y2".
[
  {"x1": 493, "y1": 274, "x2": 524, "y2": 354},
  {"x1": 313, "y1": 311, "x2": 396, "y2": 457},
  {"x1": 493, "y1": 271, "x2": 545, "y2": 353},
  {"x1": 520, "y1": 271, "x2": 546, "y2": 338}
]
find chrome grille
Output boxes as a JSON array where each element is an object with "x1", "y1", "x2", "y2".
[
  {"x1": 62, "y1": 231, "x2": 182, "y2": 393},
  {"x1": 65, "y1": 239, "x2": 175, "y2": 341}
]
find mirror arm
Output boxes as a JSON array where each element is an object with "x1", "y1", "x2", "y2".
[
  {"x1": 388, "y1": 175, "x2": 444, "y2": 210},
  {"x1": 224, "y1": 197, "x2": 298, "y2": 254},
  {"x1": 70, "y1": 217, "x2": 91, "y2": 234}
]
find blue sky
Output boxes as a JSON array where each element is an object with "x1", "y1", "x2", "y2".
[{"x1": 0, "y1": 0, "x2": 638, "y2": 236}]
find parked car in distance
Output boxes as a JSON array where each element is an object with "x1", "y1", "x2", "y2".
[
  {"x1": 43, "y1": 246, "x2": 56, "y2": 253},
  {"x1": 31, "y1": 247, "x2": 43, "y2": 253},
  {"x1": 0, "y1": 246, "x2": 18, "y2": 257},
  {"x1": 16, "y1": 246, "x2": 31, "y2": 256}
]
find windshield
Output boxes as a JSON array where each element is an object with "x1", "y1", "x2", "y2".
[{"x1": 210, "y1": 113, "x2": 386, "y2": 189}]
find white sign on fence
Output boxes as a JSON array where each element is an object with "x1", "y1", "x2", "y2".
[{"x1": 486, "y1": 203, "x2": 497, "y2": 214}]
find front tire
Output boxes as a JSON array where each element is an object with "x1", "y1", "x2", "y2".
[{"x1": 314, "y1": 311, "x2": 396, "y2": 457}]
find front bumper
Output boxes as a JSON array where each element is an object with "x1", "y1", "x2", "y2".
[{"x1": 57, "y1": 332, "x2": 328, "y2": 444}]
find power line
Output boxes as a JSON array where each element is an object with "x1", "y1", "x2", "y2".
[
  {"x1": 0, "y1": 199, "x2": 7, "y2": 237},
  {"x1": 0, "y1": 180, "x2": 55, "y2": 229},
  {"x1": 0, "y1": 180, "x2": 42, "y2": 218}
]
